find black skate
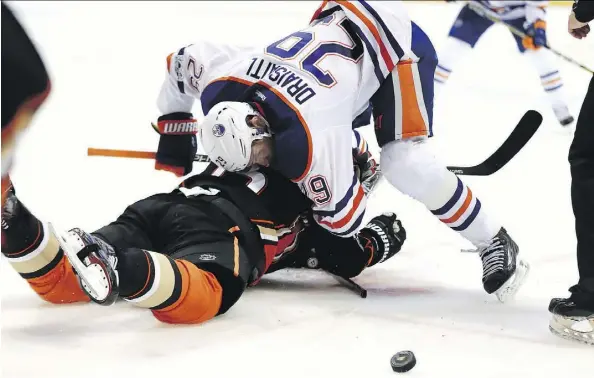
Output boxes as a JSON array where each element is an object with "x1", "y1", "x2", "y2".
[
  {"x1": 549, "y1": 296, "x2": 594, "y2": 345},
  {"x1": 474, "y1": 228, "x2": 529, "y2": 302},
  {"x1": 559, "y1": 116, "x2": 575, "y2": 127},
  {"x1": 50, "y1": 224, "x2": 119, "y2": 305},
  {"x1": 553, "y1": 105, "x2": 574, "y2": 127}
]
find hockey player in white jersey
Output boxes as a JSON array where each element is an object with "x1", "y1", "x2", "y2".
[
  {"x1": 436, "y1": 0, "x2": 574, "y2": 126},
  {"x1": 154, "y1": 1, "x2": 528, "y2": 302}
]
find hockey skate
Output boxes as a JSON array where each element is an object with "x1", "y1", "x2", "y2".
[
  {"x1": 50, "y1": 224, "x2": 119, "y2": 305},
  {"x1": 469, "y1": 228, "x2": 529, "y2": 303},
  {"x1": 549, "y1": 297, "x2": 594, "y2": 345},
  {"x1": 553, "y1": 105, "x2": 575, "y2": 127}
]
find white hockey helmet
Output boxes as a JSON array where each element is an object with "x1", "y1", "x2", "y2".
[{"x1": 199, "y1": 101, "x2": 271, "y2": 172}]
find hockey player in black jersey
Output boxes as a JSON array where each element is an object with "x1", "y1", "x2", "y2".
[{"x1": 1, "y1": 161, "x2": 404, "y2": 325}]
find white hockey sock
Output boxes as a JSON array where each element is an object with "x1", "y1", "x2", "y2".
[
  {"x1": 434, "y1": 37, "x2": 473, "y2": 99},
  {"x1": 380, "y1": 139, "x2": 500, "y2": 247},
  {"x1": 524, "y1": 49, "x2": 568, "y2": 110}
]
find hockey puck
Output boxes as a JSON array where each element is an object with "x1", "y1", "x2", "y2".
[{"x1": 390, "y1": 351, "x2": 416, "y2": 373}]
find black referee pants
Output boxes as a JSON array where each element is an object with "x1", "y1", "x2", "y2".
[{"x1": 568, "y1": 75, "x2": 594, "y2": 309}]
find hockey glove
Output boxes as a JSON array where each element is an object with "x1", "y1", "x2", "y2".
[
  {"x1": 523, "y1": 20, "x2": 547, "y2": 50},
  {"x1": 356, "y1": 212, "x2": 406, "y2": 268},
  {"x1": 354, "y1": 150, "x2": 381, "y2": 194},
  {"x1": 152, "y1": 112, "x2": 198, "y2": 177}
]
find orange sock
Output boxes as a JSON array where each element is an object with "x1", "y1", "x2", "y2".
[
  {"x1": 152, "y1": 260, "x2": 222, "y2": 324},
  {"x1": 26, "y1": 255, "x2": 89, "y2": 304},
  {"x1": 121, "y1": 250, "x2": 222, "y2": 325},
  {"x1": 3, "y1": 218, "x2": 88, "y2": 304}
]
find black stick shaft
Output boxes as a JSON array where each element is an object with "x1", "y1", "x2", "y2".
[{"x1": 332, "y1": 274, "x2": 368, "y2": 298}]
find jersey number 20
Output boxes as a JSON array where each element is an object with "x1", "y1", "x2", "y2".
[{"x1": 265, "y1": 17, "x2": 364, "y2": 88}]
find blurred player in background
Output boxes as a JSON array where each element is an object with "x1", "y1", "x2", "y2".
[
  {"x1": 156, "y1": 1, "x2": 529, "y2": 303},
  {"x1": 437, "y1": 1, "x2": 574, "y2": 127},
  {"x1": 1, "y1": 2, "x2": 51, "y2": 205},
  {"x1": 549, "y1": 0, "x2": 594, "y2": 345},
  {"x1": 2, "y1": 160, "x2": 405, "y2": 324}
]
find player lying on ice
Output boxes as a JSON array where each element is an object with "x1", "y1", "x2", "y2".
[
  {"x1": 1, "y1": 147, "x2": 405, "y2": 325},
  {"x1": 150, "y1": 1, "x2": 529, "y2": 303}
]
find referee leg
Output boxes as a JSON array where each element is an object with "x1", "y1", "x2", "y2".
[{"x1": 568, "y1": 75, "x2": 594, "y2": 307}]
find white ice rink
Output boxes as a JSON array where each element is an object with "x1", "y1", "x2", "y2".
[{"x1": 2, "y1": 1, "x2": 594, "y2": 377}]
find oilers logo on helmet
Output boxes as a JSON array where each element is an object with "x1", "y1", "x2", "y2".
[{"x1": 212, "y1": 123, "x2": 226, "y2": 137}]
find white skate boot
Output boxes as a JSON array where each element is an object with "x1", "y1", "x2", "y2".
[{"x1": 50, "y1": 224, "x2": 119, "y2": 305}]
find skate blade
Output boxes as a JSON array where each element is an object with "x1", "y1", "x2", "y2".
[
  {"x1": 495, "y1": 258, "x2": 529, "y2": 303},
  {"x1": 49, "y1": 223, "x2": 110, "y2": 302},
  {"x1": 549, "y1": 315, "x2": 594, "y2": 346}
]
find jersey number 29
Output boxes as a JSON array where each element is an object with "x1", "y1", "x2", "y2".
[{"x1": 265, "y1": 17, "x2": 364, "y2": 88}]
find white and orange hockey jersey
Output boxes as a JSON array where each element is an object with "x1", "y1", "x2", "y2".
[
  {"x1": 157, "y1": 1, "x2": 425, "y2": 237},
  {"x1": 474, "y1": 1, "x2": 548, "y2": 23}
]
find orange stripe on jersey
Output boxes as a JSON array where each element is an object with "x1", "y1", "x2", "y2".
[
  {"x1": 397, "y1": 61, "x2": 428, "y2": 138},
  {"x1": 152, "y1": 260, "x2": 222, "y2": 324},
  {"x1": 233, "y1": 235, "x2": 240, "y2": 277},
  {"x1": 318, "y1": 184, "x2": 365, "y2": 229},
  {"x1": 228, "y1": 226, "x2": 241, "y2": 277},
  {"x1": 210, "y1": 76, "x2": 314, "y2": 182},
  {"x1": 340, "y1": 1, "x2": 395, "y2": 71},
  {"x1": 441, "y1": 188, "x2": 473, "y2": 224},
  {"x1": 26, "y1": 255, "x2": 89, "y2": 304},
  {"x1": 250, "y1": 219, "x2": 275, "y2": 225},
  {"x1": 166, "y1": 53, "x2": 173, "y2": 72}
]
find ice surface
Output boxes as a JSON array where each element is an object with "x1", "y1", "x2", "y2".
[{"x1": 2, "y1": 2, "x2": 593, "y2": 377}]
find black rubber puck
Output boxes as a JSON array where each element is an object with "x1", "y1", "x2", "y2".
[{"x1": 390, "y1": 350, "x2": 416, "y2": 373}]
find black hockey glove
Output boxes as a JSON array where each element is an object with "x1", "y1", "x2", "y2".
[
  {"x1": 152, "y1": 112, "x2": 198, "y2": 177},
  {"x1": 357, "y1": 212, "x2": 406, "y2": 267},
  {"x1": 354, "y1": 150, "x2": 381, "y2": 194}
]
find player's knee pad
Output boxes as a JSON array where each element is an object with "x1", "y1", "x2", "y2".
[{"x1": 380, "y1": 138, "x2": 457, "y2": 208}]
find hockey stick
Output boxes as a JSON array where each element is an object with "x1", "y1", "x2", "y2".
[
  {"x1": 331, "y1": 274, "x2": 368, "y2": 298},
  {"x1": 468, "y1": 1, "x2": 594, "y2": 74},
  {"x1": 89, "y1": 111, "x2": 542, "y2": 176},
  {"x1": 87, "y1": 147, "x2": 211, "y2": 163},
  {"x1": 446, "y1": 110, "x2": 542, "y2": 176}
]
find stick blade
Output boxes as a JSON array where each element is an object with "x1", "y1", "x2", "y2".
[{"x1": 447, "y1": 110, "x2": 543, "y2": 176}]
